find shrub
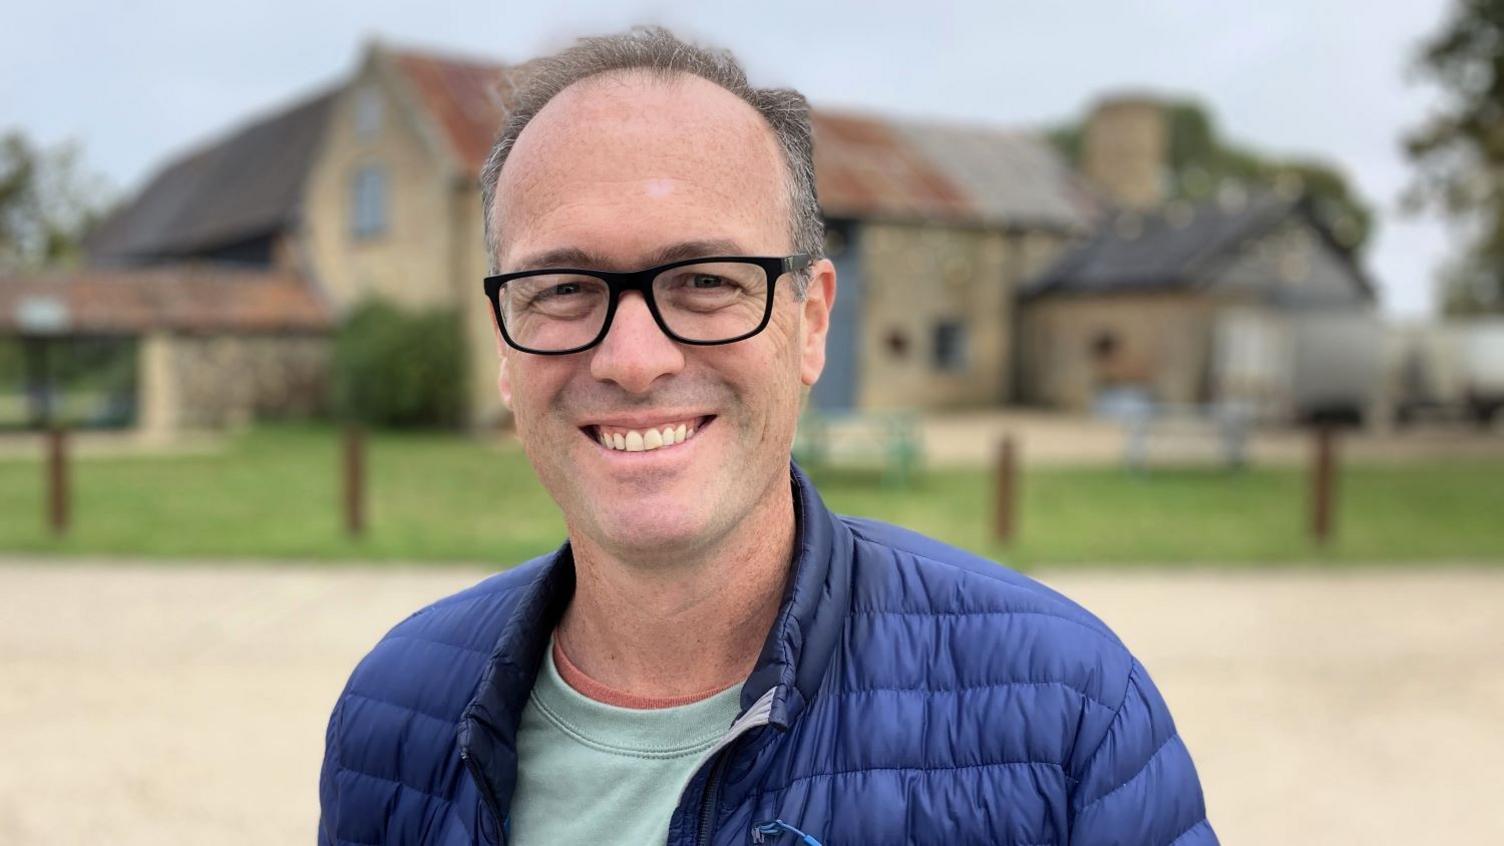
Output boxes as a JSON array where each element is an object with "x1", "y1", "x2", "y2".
[{"x1": 332, "y1": 299, "x2": 467, "y2": 428}]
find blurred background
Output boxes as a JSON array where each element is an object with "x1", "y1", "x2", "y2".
[{"x1": 1, "y1": 1, "x2": 1501, "y2": 843}]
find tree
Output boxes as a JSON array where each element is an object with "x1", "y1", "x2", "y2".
[
  {"x1": 1405, "y1": 0, "x2": 1504, "y2": 314},
  {"x1": 0, "y1": 131, "x2": 111, "y2": 271},
  {"x1": 1049, "y1": 101, "x2": 1374, "y2": 251}
]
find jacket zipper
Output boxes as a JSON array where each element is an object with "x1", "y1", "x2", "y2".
[
  {"x1": 460, "y1": 748, "x2": 507, "y2": 845},
  {"x1": 696, "y1": 749, "x2": 732, "y2": 846},
  {"x1": 692, "y1": 686, "x2": 779, "y2": 846}
]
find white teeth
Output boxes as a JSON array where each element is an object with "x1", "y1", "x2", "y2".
[{"x1": 597, "y1": 420, "x2": 702, "y2": 452}]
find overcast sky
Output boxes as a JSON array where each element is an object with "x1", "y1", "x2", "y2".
[{"x1": 1, "y1": 0, "x2": 1458, "y2": 317}]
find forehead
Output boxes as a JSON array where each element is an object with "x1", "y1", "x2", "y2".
[{"x1": 494, "y1": 71, "x2": 789, "y2": 270}]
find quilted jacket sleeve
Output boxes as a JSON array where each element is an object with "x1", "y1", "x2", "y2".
[
  {"x1": 1069, "y1": 658, "x2": 1217, "y2": 846},
  {"x1": 316, "y1": 693, "x2": 344, "y2": 846}
]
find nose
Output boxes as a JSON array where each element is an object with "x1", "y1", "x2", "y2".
[{"x1": 589, "y1": 291, "x2": 685, "y2": 393}]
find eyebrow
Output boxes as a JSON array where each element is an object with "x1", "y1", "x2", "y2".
[{"x1": 508, "y1": 238, "x2": 750, "y2": 272}]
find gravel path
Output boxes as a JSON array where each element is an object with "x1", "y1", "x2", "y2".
[
  {"x1": 914, "y1": 409, "x2": 1504, "y2": 467},
  {"x1": 1, "y1": 557, "x2": 1500, "y2": 845}
]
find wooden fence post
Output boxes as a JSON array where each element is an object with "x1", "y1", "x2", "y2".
[
  {"x1": 994, "y1": 436, "x2": 1017, "y2": 544},
  {"x1": 1310, "y1": 426, "x2": 1337, "y2": 545},
  {"x1": 343, "y1": 423, "x2": 365, "y2": 537},
  {"x1": 46, "y1": 426, "x2": 69, "y2": 536}
]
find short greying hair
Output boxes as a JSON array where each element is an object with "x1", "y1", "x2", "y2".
[{"x1": 478, "y1": 26, "x2": 823, "y2": 296}]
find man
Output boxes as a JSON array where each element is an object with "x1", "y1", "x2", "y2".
[{"x1": 319, "y1": 27, "x2": 1216, "y2": 846}]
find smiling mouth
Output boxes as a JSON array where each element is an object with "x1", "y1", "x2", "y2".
[{"x1": 583, "y1": 415, "x2": 715, "y2": 453}]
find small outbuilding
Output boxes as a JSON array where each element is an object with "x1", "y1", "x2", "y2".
[
  {"x1": 1018, "y1": 191, "x2": 1378, "y2": 418},
  {"x1": 0, "y1": 267, "x2": 332, "y2": 433}
]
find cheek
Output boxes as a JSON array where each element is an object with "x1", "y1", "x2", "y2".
[
  {"x1": 728, "y1": 322, "x2": 806, "y2": 426},
  {"x1": 508, "y1": 360, "x2": 573, "y2": 430}
]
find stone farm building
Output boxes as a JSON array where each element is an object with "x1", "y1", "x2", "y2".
[
  {"x1": 0, "y1": 42, "x2": 1374, "y2": 433},
  {"x1": 1017, "y1": 98, "x2": 1378, "y2": 419}
]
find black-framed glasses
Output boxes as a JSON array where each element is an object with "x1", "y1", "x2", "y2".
[{"x1": 483, "y1": 254, "x2": 812, "y2": 355}]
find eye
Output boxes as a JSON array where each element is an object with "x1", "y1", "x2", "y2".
[
  {"x1": 509, "y1": 276, "x2": 604, "y2": 320},
  {"x1": 537, "y1": 282, "x2": 583, "y2": 299},
  {"x1": 690, "y1": 274, "x2": 728, "y2": 289}
]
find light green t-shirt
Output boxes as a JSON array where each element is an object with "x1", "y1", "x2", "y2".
[{"x1": 508, "y1": 641, "x2": 744, "y2": 845}]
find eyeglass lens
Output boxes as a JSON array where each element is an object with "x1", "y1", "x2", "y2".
[{"x1": 500, "y1": 261, "x2": 770, "y2": 351}]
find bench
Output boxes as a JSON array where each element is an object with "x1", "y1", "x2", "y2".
[
  {"x1": 1107, "y1": 399, "x2": 1253, "y2": 471},
  {"x1": 793, "y1": 409, "x2": 922, "y2": 487}
]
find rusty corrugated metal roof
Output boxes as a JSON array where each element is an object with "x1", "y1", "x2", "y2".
[
  {"x1": 811, "y1": 111, "x2": 976, "y2": 223},
  {"x1": 813, "y1": 110, "x2": 1096, "y2": 230},
  {"x1": 889, "y1": 120, "x2": 1098, "y2": 231},
  {"x1": 391, "y1": 49, "x2": 512, "y2": 174},
  {"x1": 387, "y1": 47, "x2": 1094, "y2": 230},
  {"x1": 92, "y1": 40, "x2": 1092, "y2": 244},
  {"x1": 0, "y1": 266, "x2": 334, "y2": 335}
]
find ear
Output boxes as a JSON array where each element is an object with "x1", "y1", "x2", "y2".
[
  {"x1": 799, "y1": 259, "x2": 837, "y2": 387},
  {"x1": 498, "y1": 355, "x2": 514, "y2": 409},
  {"x1": 491, "y1": 317, "x2": 514, "y2": 409}
]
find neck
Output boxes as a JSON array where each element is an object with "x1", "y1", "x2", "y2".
[{"x1": 555, "y1": 475, "x2": 795, "y2": 701}]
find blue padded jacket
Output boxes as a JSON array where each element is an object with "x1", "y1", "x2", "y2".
[{"x1": 318, "y1": 464, "x2": 1217, "y2": 845}]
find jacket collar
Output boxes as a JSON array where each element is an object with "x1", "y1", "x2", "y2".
[
  {"x1": 457, "y1": 461, "x2": 852, "y2": 818},
  {"x1": 741, "y1": 461, "x2": 852, "y2": 726}
]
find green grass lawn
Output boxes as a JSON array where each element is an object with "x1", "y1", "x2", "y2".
[{"x1": 1, "y1": 422, "x2": 1500, "y2": 567}]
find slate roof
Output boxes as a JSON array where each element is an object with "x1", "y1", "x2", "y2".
[
  {"x1": 0, "y1": 267, "x2": 333, "y2": 334},
  {"x1": 85, "y1": 89, "x2": 336, "y2": 265},
  {"x1": 1023, "y1": 192, "x2": 1369, "y2": 298},
  {"x1": 84, "y1": 44, "x2": 1096, "y2": 272}
]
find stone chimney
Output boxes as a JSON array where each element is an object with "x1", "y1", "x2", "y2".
[{"x1": 1082, "y1": 95, "x2": 1167, "y2": 210}]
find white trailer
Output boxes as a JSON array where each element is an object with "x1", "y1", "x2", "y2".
[
  {"x1": 1213, "y1": 307, "x2": 1384, "y2": 424},
  {"x1": 1389, "y1": 318, "x2": 1504, "y2": 425}
]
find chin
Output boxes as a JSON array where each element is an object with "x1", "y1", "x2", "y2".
[{"x1": 594, "y1": 513, "x2": 717, "y2": 559}]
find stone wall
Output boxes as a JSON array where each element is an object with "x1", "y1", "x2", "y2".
[
  {"x1": 138, "y1": 331, "x2": 331, "y2": 432},
  {"x1": 303, "y1": 52, "x2": 459, "y2": 316},
  {"x1": 303, "y1": 49, "x2": 512, "y2": 430},
  {"x1": 1019, "y1": 292, "x2": 1215, "y2": 410},
  {"x1": 455, "y1": 189, "x2": 509, "y2": 429},
  {"x1": 302, "y1": 48, "x2": 512, "y2": 430},
  {"x1": 856, "y1": 223, "x2": 1072, "y2": 409}
]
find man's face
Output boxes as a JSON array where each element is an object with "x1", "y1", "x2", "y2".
[{"x1": 492, "y1": 72, "x2": 834, "y2": 561}]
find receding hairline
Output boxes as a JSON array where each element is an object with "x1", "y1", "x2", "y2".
[
  {"x1": 478, "y1": 26, "x2": 825, "y2": 296},
  {"x1": 489, "y1": 68, "x2": 796, "y2": 265},
  {"x1": 501, "y1": 67, "x2": 787, "y2": 176}
]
